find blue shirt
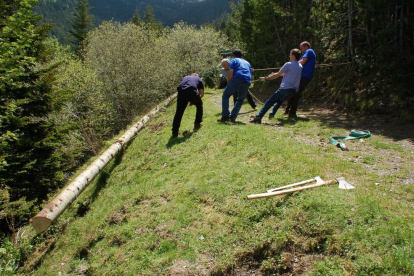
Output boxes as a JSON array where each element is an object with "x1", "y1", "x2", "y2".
[
  {"x1": 229, "y1": 58, "x2": 252, "y2": 83},
  {"x1": 177, "y1": 75, "x2": 204, "y2": 92},
  {"x1": 301, "y1": 49, "x2": 316, "y2": 80},
  {"x1": 280, "y1": 61, "x2": 302, "y2": 91}
]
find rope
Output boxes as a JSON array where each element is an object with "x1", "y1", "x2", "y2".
[
  {"x1": 325, "y1": 62, "x2": 356, "y2": 104},
  {"x1": 248, "y1": 89, "x2": 264, "y2": 105},
  {"x1": 252, "y1": 62, "x2": 351, "y2": 72}
]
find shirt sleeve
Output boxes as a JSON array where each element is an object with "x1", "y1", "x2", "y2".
[
  {"x1": 229, "y1": 59, "x2": 238, "y2": 70},
  {"x1": 197, "y1": 78, "x2": 204, "y2": 90},
  {"x1": 280, "y1": 62, "x2": 290, "y2": 73},
  {"x1": 303, "y1": 49, "x2": 315, "y2": 59}
]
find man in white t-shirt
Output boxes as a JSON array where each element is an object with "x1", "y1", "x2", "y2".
[{"x1": 250, "y1": 49, "x2": 303, "y2": 124}]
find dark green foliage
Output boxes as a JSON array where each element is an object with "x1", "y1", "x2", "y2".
[
  {"x1": 143, "y1": 4, "x2": 162, "y2": 32},
  {"x1": 220, "y1": 0, "x2": 414, "y2": 119},
  {"x1": 0, "y1": 0, "x2": 64, "y2": 232},
  {"x1": 68, "y1": 0, "x2": 94, "y2": 59},
  {"x1": 35, "y1": 0, "x2": 232, "y2": 43},
  {"x1": 130, "y1": 8, "x2": 142, "y2": 27},
  {"x1": 200, "y1": 66, "x2": 221, "y2": 88},
  {"x1": 34, "y1": 0, "x2": 76, "y2": 45}
]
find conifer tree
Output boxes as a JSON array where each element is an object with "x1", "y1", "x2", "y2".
[
  {"x1": 143, "y1": 4, "x2": 162, "y2": 32},
  {"x1": 131, "y1": 7, "x2": 143, "y2": 27},
  {"x1": 0, "y1": 0, "x2": 63, "y2": 231},
  {"x1": 69, "y1": 0, "x2": 94, "y2": 60}
]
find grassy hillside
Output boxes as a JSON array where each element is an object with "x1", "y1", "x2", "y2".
[{"x1": 24, "y1": 89, "x2": 414, "y2": 275}]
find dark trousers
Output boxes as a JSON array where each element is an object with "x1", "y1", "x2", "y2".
[
  {"x1": 233, "y1": 91, "x2": 256, "y2": 109},
  {"x1": 172, "y1": 88, "x2": 203, "y2": 135},
  {"x1": 257, "y1": 88, "x2": 296, "y2": 118},
  {"x1": 285, "y1": 77, "x2": 311, "y2": 116}
]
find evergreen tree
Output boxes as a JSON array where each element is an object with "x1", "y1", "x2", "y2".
[
  {"x1": 0, "y1": 0, "x2": 63, "y2": 231},
  {"x1": 131, "y1": 7, "x2": 142, "y2": 27},
  {"x1": 69, "y1": 0, "x2": 94, "y2": 60},
  {"x1": 143, "y1": 4, "x2": 162, "y2": 33}
]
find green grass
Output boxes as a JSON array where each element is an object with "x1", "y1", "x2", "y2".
[{"x1": 22, "y1": 89, "x2": 414, "y2": 275}]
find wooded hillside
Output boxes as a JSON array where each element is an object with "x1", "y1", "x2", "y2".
[
  {"x1": 35, "y1": 0, "x2": 232, "y2": 44},
  {"x1": 215, "y1": 0, "x2": 414, "y2": 118}
]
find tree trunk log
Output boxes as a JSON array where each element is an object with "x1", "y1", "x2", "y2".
[{"x1": 31, "y1": 93, "x2": 177, "y2": 234}]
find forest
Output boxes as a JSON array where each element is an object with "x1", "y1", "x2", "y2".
[
  {"x1": 214, "y1": 0, "x2": 414, "y2": 118},
  {"x1": 1, "y1": 0, "x2": 414, "y2": 273},
  {"x1": 34, "y1": 0, "x2": 232, "y2": 44}
]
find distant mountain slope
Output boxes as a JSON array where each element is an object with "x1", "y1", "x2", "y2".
[{"x1": 35, "y1": 0, "x2": 232, "y2": 44}]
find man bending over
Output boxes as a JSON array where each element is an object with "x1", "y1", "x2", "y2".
[{"x1": 172, "y1": 73, "x2": 204, "y2": 137}]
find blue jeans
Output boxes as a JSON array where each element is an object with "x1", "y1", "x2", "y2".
[
  {"x1": 256, "y1": 88, "x2": 296, "y2": 118},
  {"x1": 222, "y1": 78, "x2": 250, "y2": 119}
]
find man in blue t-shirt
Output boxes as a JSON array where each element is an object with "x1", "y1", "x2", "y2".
[
  {"x1": 221, "y1": 58, "x2": 257, "y2": 110},
  {"x1": 218, "y1": 49, "x2": 252, "y2": 122},
  {"x1": 284, "y1": 41, "x2": 316, "y2": 118},
  {"x1": 172, "y1": 73, "x2": 204, "y2": 137},
  {"x1": 250, "y1": 49, "x2": 302, "y2": 124}
]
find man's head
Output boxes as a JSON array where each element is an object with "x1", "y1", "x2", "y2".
[
  {"x1": 290, "y1": 49, "x2": 301, "y2": 61},
  {"x1": 221, "y1": 58, "x2": 230, "y2": 69},
  {"x1": 300, "y1": 41, "x2": 311, "y2": 53},
  {"x1": 232, "y1": 49, "x2": 243, "y2": 58}
]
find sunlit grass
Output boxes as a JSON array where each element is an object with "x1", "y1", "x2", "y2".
[{"x1": 28, "y1": 89, "x2": 414, "y2": 275}]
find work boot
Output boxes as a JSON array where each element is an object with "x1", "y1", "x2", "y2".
[
  {"x1": 194, "y1": 122, "x2": 202, "y2": 130},
  {"x1": 268, "y1": 113, "x2": 275, "y2": 119},
  {"x1": 250, "y1": 116, "x2": 262, "y2": 124},
  {"x1": 217, "y1": 116, "x2": 231, "y2": 122}
]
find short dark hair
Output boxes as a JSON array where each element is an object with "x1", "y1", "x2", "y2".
[
  {"x1": 232, "y1": 49, "x2": 243, "y2": 58},
  {"x1": 290, "y1": 49, "x2": 301, "y2": 61},
  {"x1": 300, "y1": 41, "x2": 311, "y2": 48}
]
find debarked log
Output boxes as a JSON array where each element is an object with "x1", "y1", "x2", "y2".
[{"x1": 31, "y1": 93, "x2": 177, "y2": 234}]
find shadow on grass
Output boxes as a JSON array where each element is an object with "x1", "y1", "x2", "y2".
[
  {"x1": 306, "y1": 106, "x2": 414, "y2": 142},
  {"x1": 90, "y1": 153, "x2": 123, "y2": 202},
  {"x1": 238, "y1": 110, "x2": 256, "y2": 115},
  {"x1": 276, "y1": 117, "x2": 310, "y2": 126},
  {"x1": 166, "y1": 131, "x2": 194, "y2": 148},
  {"x1": 74, "y1": 152, "x2": 123, "y2": 218},
  {"x1": 259, "y1": 116, "x2": 310, "y2": 127},
  {"x1": 26, "y1": 221, "x2": 69, "y2": 272},
  {"x1": 217, "y1": 120, "x2": 247, "y2": 126}
]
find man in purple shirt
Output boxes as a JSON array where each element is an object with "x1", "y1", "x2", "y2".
[
  {"x1": 250, "y1": 49, "x2": 302, "y2": 124},
  {"x1": 283, "y1": 41, "x2": 316, "y2": 119},
  {"x1": 172, "y1": 73, "x2": 204, "y2": 137}
]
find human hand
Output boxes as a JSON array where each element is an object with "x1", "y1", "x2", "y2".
[{"x1": 260, "y1": 77, "x2": 266, "y2": 81}]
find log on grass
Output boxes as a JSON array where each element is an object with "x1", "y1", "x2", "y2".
[{"x1": 31, "y1": 93, "x2": 177, "y2": 234}]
